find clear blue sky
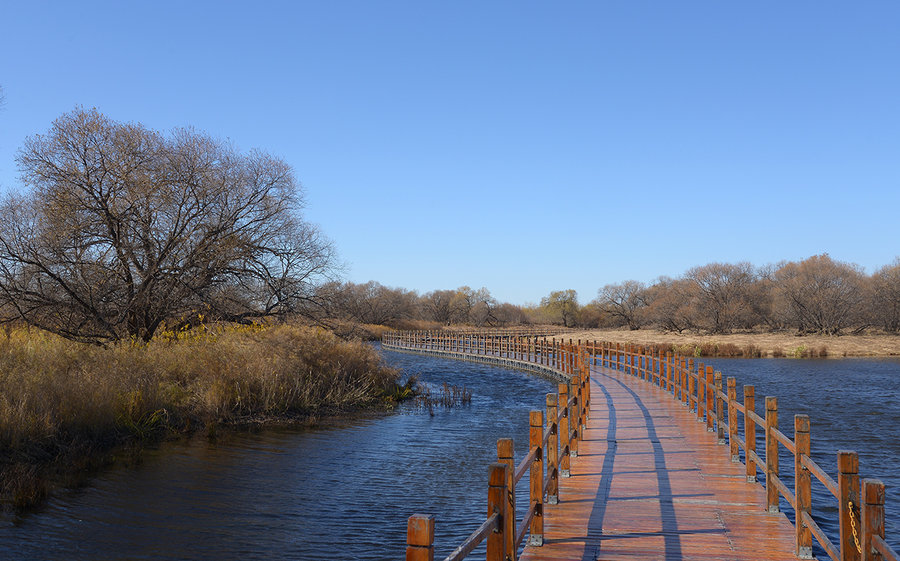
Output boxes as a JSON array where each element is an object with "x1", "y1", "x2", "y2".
[{"x1": 1, "y1": 2, "x2": 898, "y2": 305}]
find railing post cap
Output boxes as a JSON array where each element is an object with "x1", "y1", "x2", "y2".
[
  {"x1": 766, "y1": 396, "x2": 777, "y2": 408},
  {"x1": 497, "y1": 438, "x2": 514, "y2": 457},
  {"x1": 862, "y1": 478, "x2": 886, "y2": 504},
  {"x1": 407, "y1": 514, "x2": 436, "y2": 546},
  {"x1": 530, "y1": 410, "x2": 543, "y2": 425},
  {"x1": 794, "y1": 414, "x2": 810, "y2": 431},
  {"x1": 837, "y1": 450, "x2": 859, "y2": 472}
]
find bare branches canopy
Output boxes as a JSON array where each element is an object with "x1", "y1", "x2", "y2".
[{"x1": 0, "y1": 108, "x2": 335, "y2": 343}]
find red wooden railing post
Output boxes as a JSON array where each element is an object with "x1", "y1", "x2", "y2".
[
  {"x1": 675, "y1": 354, "x2": 682, "y2": 400},
  {"x1": 716, "y1": 371, "x2": 725, "y2": 445},
  {"x1": 839, "y1": 450, "x2": 861, "y2": 561},
  {"x1": 406, "y1": 514, "x2": 435, "y2": 561},
  {"x1": 569, "y1": 379, "x2": 579, "y2": 458},
  {"x1": 529, "y1": 410, "x2": 544, "y2": 546},
  {"x1": 744, "y1": 385, "x2": 756, "y2": 482},
  {"x1": 487, "y1": 463, "x2": 509, "y2": 561},
  {"x1": 497, "y1": 439, "x2": 516, "y2": 561},
  {"x1": 635, "y1": 347, "x2": 642, "y2": 380},
  {"x1": 795, "y1": 415, "x2": 813, "y2": 558},
  {"x1": 705, "y1": 366, "x2": 715, "y2": 432},
  {"x1": 546, "y1": 393, "x2": 559, "y2": 504},
  {"x1": 583, "y1": 348, "x2": 591, "y2": 417},
  {"x1": 697, "y1": 362, "x2": 705, "y2": 421},
  {"x1": 765, "y1": 396, "x2": 779, "y2": 512},
  {"x1": 688, "y1": 358, "x2": 695, "y2": 412},
  {"x1": 570, "y1": 339, "x2": 576, "y2": 377},
  {"x1": 728, "y1": 377, "x2": 739, "y2": 462},
  {"x1": 647, "y1": 347, "x2": 653, "y2": 381},
  {"x1": 558, "y1": 383, "x2": 570, "y2": 477},
  {"x1": 860, "y1": 478, "x2": 885, "y2": 561},
  {"x1": 667, "y1": 352, "x2": 674, "y2": 392},
  {"x1": 655, "y1": 350, "x2": 662, "y2": 386}
]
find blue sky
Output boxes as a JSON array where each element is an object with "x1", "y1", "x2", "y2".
[{"x1": 1, "y1": 2, "x2": 898, "y2": 305}]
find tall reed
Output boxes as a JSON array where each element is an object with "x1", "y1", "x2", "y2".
[{"x1": 0, "y1": 323, "x2": 401, "y2": 509}]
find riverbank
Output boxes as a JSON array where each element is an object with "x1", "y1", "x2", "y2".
[
  {"x1": 549, "y1": 329, "x2": 900, "y2": 358},
  {"x1": 0, "y1": 324, "x2": 405, "y2": 511}
]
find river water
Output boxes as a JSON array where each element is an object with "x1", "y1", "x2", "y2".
[{"x1": 1, "y1": 348, "x2": 897, "y2": 560}]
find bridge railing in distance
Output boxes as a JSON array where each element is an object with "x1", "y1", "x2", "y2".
[
  {"x1": 384, "y1": 331, "x2": 896, "y2": 561},
  {"x1": 385, "y1": 331, "x2": 590, "y2": 561}
]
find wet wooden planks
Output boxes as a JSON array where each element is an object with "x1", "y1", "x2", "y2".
[{"x1": 520, "y1": 366, "x2": 804, "y2": 561}]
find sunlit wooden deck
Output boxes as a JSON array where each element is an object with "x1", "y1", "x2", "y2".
[
  {"x1": 521, "y1": 364, "x2": 800, "y2": 561},
  {"x1": 391, "y1": 332, "x2": 896, "y2": 561}
]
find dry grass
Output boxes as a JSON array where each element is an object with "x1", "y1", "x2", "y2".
[
  {"x1": 0, "y1": 323, "x2": 401, "y2": 509},
  {"x1": 550, "y1": 329, "x2": 900, "y2": 358}
]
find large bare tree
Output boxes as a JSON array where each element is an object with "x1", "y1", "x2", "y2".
[
  {"x1": 0, "y1": 108, "x2": 334, "y2": 343},
  {"x1": 772, "y1": 254, "x2": 865, "y2": 335},
  {"x1": 642, "y1": 276, "x2": 696, "y2": 333},
  {"x1": 685, "y1": 262, "x2": 759, "y2": 333},
  {"x1": 871, "y1": 258, "x2": 900, "y2": 332},
  {"x1": 596, "y1": 280, "x2": 647, "y2": 330}
]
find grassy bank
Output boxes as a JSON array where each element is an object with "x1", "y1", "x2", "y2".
[
  {"x1": 0, "y1": 324, "x2": 404, "y2": 510},
  {"x1": 551, "y1": 329, "x2": 900, "y2": 358}
]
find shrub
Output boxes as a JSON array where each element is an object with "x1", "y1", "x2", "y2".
[{"x1": 742, "y1": 345, "x2": 763, "y2": 358}]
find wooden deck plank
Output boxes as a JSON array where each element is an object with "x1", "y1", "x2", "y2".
[{"x1": 520, "y1": 365, "x2": 805, "y2": 561}]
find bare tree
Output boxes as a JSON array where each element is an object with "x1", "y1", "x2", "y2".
[
  {"x1": 772, "y1": 254, "x2": 866, "y2": 335},
  {"x1": 493, "y1": 302, "x2": 528, "y2": 325},
  {"x1": 596, "y1": 280, "x2": 647, "y2": 330},
  {"x1": 422, "y1": 289, "x2": 459, "y2": 324},
  {"x1": 685, "y1": 262, "x2": 758, "y2": 333},
  {"x1": 0, "y1": 108, "x2": 334, "y2": 343},
  {"x1": 871, "y1": 258, "x2": 900, "y2": 332},
  {"x1": 325, "y1": 281, "x2": 418, "y2": 325},
  {"x1": 642, "y1": 277, "x2": 696, "y2": 333},
  {"x1": 461, "y1": 286, "x2": 498, "y2": 327}
]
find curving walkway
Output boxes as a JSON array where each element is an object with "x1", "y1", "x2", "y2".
[{"x1": 521, "y1": 365, "x2": 803, "y2": 561}]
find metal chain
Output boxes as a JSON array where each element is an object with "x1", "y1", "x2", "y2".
[{"x1": 848, "y1": 499, "x2": 863, "y2": 554}]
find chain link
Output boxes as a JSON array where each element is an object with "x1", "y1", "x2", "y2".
[{"x1": 849, "y1": 499, "x2": 863, "y2": 554}]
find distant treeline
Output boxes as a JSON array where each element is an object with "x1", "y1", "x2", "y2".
[{"x1": 315, "y1": 254, "x2": 900, "y2": 336}]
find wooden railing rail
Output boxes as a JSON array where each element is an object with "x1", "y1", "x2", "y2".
[{"x1": 386, "y1": 331, "x2": 894, "y2": 561}]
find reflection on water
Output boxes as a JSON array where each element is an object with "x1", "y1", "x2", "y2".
[{"x1": 1, "y1": 351, "x2": 897, "y2": 559}]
